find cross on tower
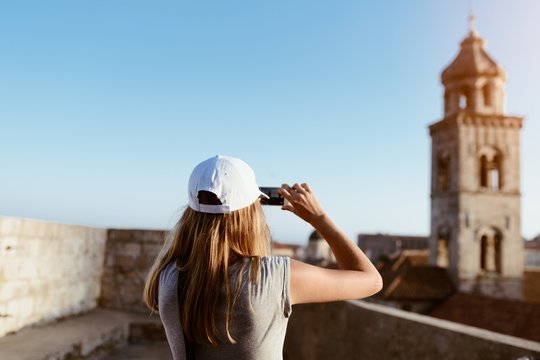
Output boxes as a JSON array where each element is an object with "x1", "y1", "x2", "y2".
[{"x1": 469, "y1": 11, "x2": 477, "y2": 34}]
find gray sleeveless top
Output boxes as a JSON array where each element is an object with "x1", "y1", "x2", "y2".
[{"x1": 158, "y1": 256, "x2": 292, "y2": 360}]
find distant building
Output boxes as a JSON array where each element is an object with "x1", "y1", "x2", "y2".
[
  {"x1": 357, "y1": 234, "x2": 428, "y2": 264},
  {"x1": 428, "y1": 18, "x2": 524, "y2": 299},
  {"x1": 525, "y1": 235, "x2": 540, "y2": 268},
  {"x1": 305, "y1": 230, "x2": 336, "y2": 267},
  {"x1": 368, "y1": 250, "x2": 454, "y2": 313},
  {"x1": 271, "y1": 240, "x2": 304, "y2": 260}
]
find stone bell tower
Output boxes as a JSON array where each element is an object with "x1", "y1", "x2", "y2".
[{"x1": 428, "y1": 16, "x2": 524, "y2": 295}]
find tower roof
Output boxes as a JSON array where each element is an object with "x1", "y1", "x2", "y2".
[
  {"x1": 441, "y1": 30, "x2": 505, "y2": 85},
  {"x1": 309, "y1": 230, "x2": 323, "y2": 242}
]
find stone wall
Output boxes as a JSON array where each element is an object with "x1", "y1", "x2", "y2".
[
  {"x1": 284, "y1": 300, "x2": 540, "y2": 360},
  {"x1": 526, "y1": 249, "x2": 540, "y2": 268},
  {"x1": 99, "y1": 229, "x2": 166, "y2": 314},
  {"x1": 3, "y1": 216, "x2": 538, "y2": 359},
  {"x1": 459, "y1": 277, "x2": 524, "y2": 301},
  {"x1": 0, "y1": 217, "x2": 107, "y2": 337}
]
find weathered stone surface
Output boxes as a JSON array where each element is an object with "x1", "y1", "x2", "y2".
[
  {"x1": 98, "y1": 229, "x2": 166, "y2": 314},
  {"x1": 102, "y1": 343, "x2": 172, "y2": 360},
  {"x1": 0, "y1": 217, "x2": 107, "y2": 337},
  {"x1": 284, "y1": 300, "x2": 540, "y2": 360},
  {"x1": 0, "y1": 308, "x2": 163, "y2": 360},
  {"x1": 429, "y1": 30, "x2": 524, "y2": 289}
]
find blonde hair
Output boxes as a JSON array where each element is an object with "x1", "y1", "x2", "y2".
[{"x1": 143, "y1": 201, "x2": 271, "y2": 346}]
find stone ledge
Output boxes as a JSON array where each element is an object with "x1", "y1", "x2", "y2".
[
  {"x1": 0, "y1": 308, "x2": 163, "y2": 360},
  {"x1": 102, "y1": 344, "x2": 172, "y2": 360},
  {"x1": 284, "y1": 300, "x2": 540, "y2": 360}
]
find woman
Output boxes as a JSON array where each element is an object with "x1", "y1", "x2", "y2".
[{"x1": 144, "y1": 155, "x2": 383, "y2": 359}]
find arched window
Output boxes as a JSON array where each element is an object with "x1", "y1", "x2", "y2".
[
  {"x1": 479, "y1": 153, "x2": 503, "y2": 191},
  {"x1": 437, "y1": 155, "x2": 450, "y2": 192},
  {"x1": 459, "y1": 87, "x2": 471, "y2": 110},
  {"x1": 482, "y1": 84, "x2": 492, "y2": 106},
  {"x1": 480, "y1": 155, "x2": 489, "y2": 188},
  {"x1": 479, "y1": 231, "x2": 503, "y2": 274},
  {"x1": 480, "y1": 235, "x2": 488, "y2": 271},
  {"x1": 491, "y1": 155, "x2": 502, "y2": 190},
  {"x1": 494, "y1": 233, "x2": 502, "y2": 273},
  {"x1": 437, "y1": 230, "x2": 450, "y2": 268}
]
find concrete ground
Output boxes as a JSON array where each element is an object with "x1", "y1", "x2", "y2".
[
  {"x1": 0, "y1": 308, "x2": 167, "y2": 360},
  {"x1": 102, "y1": 344, "x2": 172, "y2": 360}
]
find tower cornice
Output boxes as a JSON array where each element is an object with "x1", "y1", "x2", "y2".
[
  {"x1": 429, "y1": 112, "x2": 524, "y2": 136},
  {"x1": 431, "y1": 190, "x2": 521, "y2": 199}
]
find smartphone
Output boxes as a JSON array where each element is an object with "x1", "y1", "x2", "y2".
[{"x1": 259, "y1": 187, "x2": 285, "y2": 206}]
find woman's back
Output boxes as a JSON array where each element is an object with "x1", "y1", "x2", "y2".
[
  {"x1": 144, "y1": 156, "x2": 382, "y2": 359},
  {"x1": 158, "y1": 256, "x2": 291, "y2": 360}
]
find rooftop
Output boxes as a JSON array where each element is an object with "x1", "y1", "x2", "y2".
[
  {"x1": 377, "y1": 250, "x2": 454, "y2": 302},
  {"x1": 1, "y1": 216, "x2": 539, "y2": 359},
  {"x1": 441, "y1": 30, "x2": 505, "y2": 84}
]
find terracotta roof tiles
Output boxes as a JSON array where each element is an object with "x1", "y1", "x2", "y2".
[{"x1": 441, "y1": 32, "x2": 505, "y2": 84}]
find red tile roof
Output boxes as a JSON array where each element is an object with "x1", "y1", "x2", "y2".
[
  {"x1": 389, "y1": 250, "x2": 429, "y2": 271},
  {"x1": 378, "y1": 250, "x2": 454, "y2": 301},
  {"x1": 271, "y1": 241, "x2": 302, "y2": 250},
  {"x1": 382, "y1": 266, "x2": 454, "y2": 301},
  {"x1": 524, "y1": 269, "x2": 540, "y2": 304}
]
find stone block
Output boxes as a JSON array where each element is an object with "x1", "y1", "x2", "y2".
[
  {"x1": 116, "y1": 255, "x2": 135, "y2": 272},
  {"x1": 142, "y1": 242, "x2": 161, "y2": 258},
  {"x1": 6, "y1": 299, "x2": 20, "y2": 319},
  {"x1": 142, "y1": 230, "x2": 167, "y2": 243},
  {"x1": 0, "y1": 302, "x2": 7, "y2": 317},
  {"x1": 18, "y1": 265, "x2": 38, "y2": 281},
  {"x1": 22, "y1": 219, "x2": 49, "y2": 238},
  {"x1": 0, "y1": 218, "x2": 23, "y2": 236},
  {"x1": 108, "y1": 230, "x2": 135, "y2": 241},
  {"x1": 0, "y1": 283, "x2": 14, "y2": 302},
  {"x1": 17, "y1": 297, "x2": 33, "y2": 319},
  {"x1": 135, "y1": 254, "x2": 153, "y2": 269},
  {"x1": 12, "y1": 281, "x2": 30, "y2": 298},
  {"x1": 2, "y1": 259, "x2": 21, "y2": 279},
  {"x1": 121, "y1": 242, "x2": 142, "y2": 258}
]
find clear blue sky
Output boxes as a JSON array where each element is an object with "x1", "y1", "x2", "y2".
[{"x1": 1, "y1": 1, "x2": 539, "y2": 244}]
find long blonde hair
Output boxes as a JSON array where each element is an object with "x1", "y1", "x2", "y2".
[{"x1": 143, "y1": 200, "x2": 271, "y2": 346}]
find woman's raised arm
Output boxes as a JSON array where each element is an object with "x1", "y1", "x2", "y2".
[{"x1": 279, "y1": 183, "x2": 383, "y2": 305}]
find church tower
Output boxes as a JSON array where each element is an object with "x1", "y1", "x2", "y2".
[{"x1": 428, "y1": 16, "x2": 524, "y2": 292}]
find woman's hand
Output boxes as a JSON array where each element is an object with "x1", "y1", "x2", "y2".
[{"x1": 278, "y1": 183, "x2": 326, "y2": 225}]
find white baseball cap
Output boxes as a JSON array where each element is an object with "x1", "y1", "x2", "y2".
[{"x1": 188, "y1": 155, "x2": 269, "y2": 214}]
